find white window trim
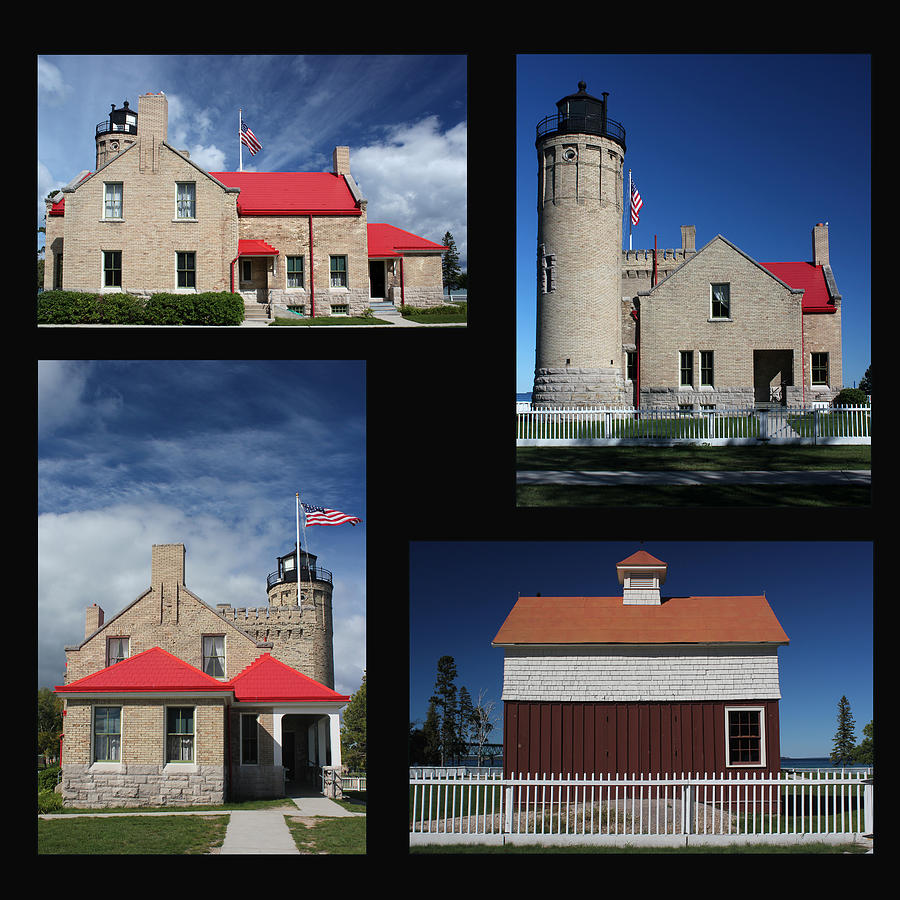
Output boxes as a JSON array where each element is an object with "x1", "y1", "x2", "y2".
[
  {"x1": 91, "y1": 703, "x2": 123, "y2": 765},
  {"x1": 724, "y1": 705, "x2": 766, "y2": 768}
]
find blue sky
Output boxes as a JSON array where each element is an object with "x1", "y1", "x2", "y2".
[
  {"x1": 38, "y1": 361, "x2": 366, "y2": 698},
  {"x1": 410, "y1": 542, "x2": 872, "y2": 759},
  {"x1": 37, "y1": 53, "x2": 467, "y2": 267},
  {"x1": 516, "y1": 53, "x2": 871, "y2": 393}
]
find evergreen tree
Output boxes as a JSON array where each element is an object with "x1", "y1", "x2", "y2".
[
  {"x1": 340, "y1": 671, "x2": 366, "y2": 772},
  {"x1": 441, "y1": 231, "x2": 462, "y2": 296},
  {"x1": 457, "y1": 686, "x2": 474, "y2": 763},
  {"x1": 422, "y1": 701, "x2": 442, "y2": 765},
  {"x1": 852, "y1": 720, "x2": 873, "y2": 765},
  {"x1": 830, "y1": 695, "x2": 857, "y2": 766},
  {"x1": 430, "y1": 655, "x2": 459, "y2": 766}
]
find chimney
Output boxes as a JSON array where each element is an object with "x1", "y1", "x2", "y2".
[
  {"x1": 152, "y1": 543, "x2": 185, "y2": 624},
  {"x1": 681, "y1": 225, "x2": 696, "y2": 253},
  {"x1": 616, "y1": 551, "x2": 668, "y2": 605},
  {"x1": 812, "y1": 222, "x2": 829, "y2": 267},
  {"x1": 332, "y1": 146, "x2": 350, "y2": 176},
  {"x1": 138, "y1": 92, "x2": 168, "y2": 174},
  {"x1": 85, "y1": 603, "x2": 105, "y2": 639}
]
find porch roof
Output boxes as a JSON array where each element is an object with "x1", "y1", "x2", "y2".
[
  {"x1": 230, "y1": 653, "x2": 350, "y2": 703},
  {"x1": 367, "y1": 223, "x2": 446, "y2": 258},
  {"x1": 238, "y1": 239, "x2": 279, "y2": 256}
]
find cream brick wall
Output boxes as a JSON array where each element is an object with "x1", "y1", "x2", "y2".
[{"x1": 637, "y1": 237, "x2": 804, "y2": 408}]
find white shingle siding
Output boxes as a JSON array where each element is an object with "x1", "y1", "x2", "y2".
[{"x1": 501, "y1": 644, "x2": 782, "y2": 702}]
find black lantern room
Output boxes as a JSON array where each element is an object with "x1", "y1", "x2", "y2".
[
  {"x1": 96, "y1": 100, "x2": 138, "y2": 138},
  {"x1": 536, "y1": 81, "x2": 626, "y2": 150},
  {"x1": 266, "y1": 542, "x2": 333, "y2": 591}
]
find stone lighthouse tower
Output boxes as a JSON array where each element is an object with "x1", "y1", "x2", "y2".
[
  {"x1": 532, "y1": 82, "x2": 628, "y2": 407},
  {"x1": 95, "y1": 100, "x2": 138, "y2": 170}
]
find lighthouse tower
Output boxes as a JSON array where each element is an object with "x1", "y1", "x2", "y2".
[
  {"x1": 95, "y1": 100, "x2": 138, "y2": 170},
  {"x1": 532, "y1": 83, "x2": 628, "y2": 407}
]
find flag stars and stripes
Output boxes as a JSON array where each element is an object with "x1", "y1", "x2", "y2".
[
  {"x1": 630, "y1": 179, "x2": 643, "y2": 226},
  {"x1": 301, "y1": 503, "x2": 362, "y2": 526},
  {"x1": 241, "y1": 120, "x2": 262, "y2": 155}
]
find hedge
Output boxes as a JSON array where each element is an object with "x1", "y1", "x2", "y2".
[{"x1": 37, "y1": 291, "x2": 244, "y2": 326}]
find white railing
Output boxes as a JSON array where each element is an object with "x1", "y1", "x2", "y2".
[
  {"x1": 410, "y1": 770, "x2": 873, "y2": 846},
  {"x1": 516, "y1": 404, "x2": 871, "y2": 445}
]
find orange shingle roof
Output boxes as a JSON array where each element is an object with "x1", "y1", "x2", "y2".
[{"x1": 492, "y1": 595, "x2": 789, "y2": 645}]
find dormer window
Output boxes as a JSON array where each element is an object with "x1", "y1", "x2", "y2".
[{"x1": 202, "y1": 635, "x2": 225, "y2": 678}]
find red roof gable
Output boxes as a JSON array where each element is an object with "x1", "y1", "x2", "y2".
[
  {"x1": 367, "y1": 223, "x2": 446, "y2": 257},
  {"x1": 760, "y1": 261, "x2": 835, "y2": 313},
  {"x1": 616, "y1": 550, "x2": 667, "y2": 568},
  {"x1": 238, "y1": 239, "x2": 279, "y2": 257},
  {"x1": 493, "y1": 595, "x2": 789, "y2": 645},
  {"x1": 55, "y1": 647, "x2": 228, "y2": 694},
  {"x1": 210, "y1": 171, "x2": 360, "y2": 216},
  {"x1": 229, "y1": 653, "x2": 349, "y2": 703}
]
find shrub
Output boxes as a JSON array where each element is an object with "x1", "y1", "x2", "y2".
[
  {"x1": 38, "y1": 790, "x2": 63, "y2": 814},
  {"x1": 831, "y1": 387, "x2": 868, "y2": 407}
]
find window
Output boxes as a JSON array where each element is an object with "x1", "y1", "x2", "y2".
[
  {"x1": 679, "y1": 350, "x2": 694, "y2": 388},
  {"x1": 725, "y1": 707, "x2": 765, "y2": 767},
  {"x1": 540, "y1": 247, "x2": 557, "y2": 293},
  {"x1": 177, "y1": 252, "x2": 196, "y2": 288},
  {"x1": 330, "y1": 255, "x2": 348, "y2": 288},
  {"x1": 241, "y1": 714, "x2": 259, "y2": 764},
  {"x1": 811, "y1": 352, "x2": 829, "y2": 386},
  {"x1": 176, "y1": 182, "x2": 196, "y2": 219},
  {"x1": 330, "y1": 303, "x2": 349, "y2": 316},
  {"x1": 166, "y1": 707, "x2": 194, "y2": 762},
  {"x1": 287, "y1": 256, "x2": 305, "y2": 288},
  {"x1": 104, "y1": 182, "x2": 123, "y2": 219},
  {"x1": 107, "y1": 637, "x2": 129, "y2": 666},
  {"x1": 700, "y1": 350, "x2": 714, "y2": 387},
  {"x1": 241, "y1": 259, "x2": 253, "y2": 282},
  {"x1": 711, "y1": 283, "x2": 731, "y2": 319},
  {"x1": 103, "y1": 250, "x2": 122, "y2": 287},
  {"x1": 202, "y1": 636, "x2": 225, "y2": 677},
  {"x1": 94, "y1": 706, "x2": 121, "y2": 762},
  {"x1": 626, "y1": 350, "x2": 637, "y2": 382}
]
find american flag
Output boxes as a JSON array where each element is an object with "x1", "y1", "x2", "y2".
[
  {"x1": 240, "y1": 119, "x2": 262, "y2": 155},
  {"x1": 301, "y1": 503, "x2": 362, "y2": 526},
  {"x1": 630, "y1": 179, "x2": 643, "y2": 226}
]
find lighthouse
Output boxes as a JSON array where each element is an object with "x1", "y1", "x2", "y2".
[{"x1": 532, "y1": 82, "x2": 629, "y2": 407}]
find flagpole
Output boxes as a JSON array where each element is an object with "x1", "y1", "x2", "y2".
[
  {"x1": 239, "y1": 108, "x2": 243, "y2": 172},
  {"x1": 295, "y1": 492, "x2": 301, "y2": 576},
  {"x1": 628, "y1": 169, "x2": 632, "y2": 250}
]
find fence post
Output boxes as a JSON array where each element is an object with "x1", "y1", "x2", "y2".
[
  {"x1": 504, "y1": 780, "x2": 514, "y2": 835},
  {"x1": 682, "y1": 777, "x2": 693, "y2": 835},
  {"x1": 864, "y1": 779, "x2": 874, "y2": 835}
]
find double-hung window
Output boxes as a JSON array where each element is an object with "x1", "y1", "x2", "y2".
[
  {"x1": 94, "y1": 706, "x2": 122, "y2": 762},
  {"x1": 711, "y1": 283, "x2": 731, "y2": 319},
  {"x1": 103, "y1": 251, "x2": 122, "y2": 287},
  {"x1": 176, "y1": 182, "x2": 196, "y2": 219},
  {"x1": 107, "y1": 637, "x2": 129, "y2": 666},
  {"x1": 202, "y1": 635, "x2": 225, "y2": 677},
  {"x1": 166, "y1": 707, "x2": 195, "y2": 762},
  {"x1": 725, "y1": 706, "x2": 765, "y2": 767},
  {"x1": 811, "y1": 352, "x2": 829, "y2": 386},
  {"x1": 330, "y1": 255, "x2": 348, "y2": 288},
  {"x1": 177, "y1": 251, "x2": 196, "y2": 288},
  {"x1": 679, "y1": 350, "x2": 694, "y2": 388},
  {"x1": 104, "y1": 182, "x2": 123, "y2": 219},
  {"x1": 700, "y1": 350, "x2": 714, "y2": 387},
  {"x1": 287, "y1": 256, "x2": 304, "y2": 288}
]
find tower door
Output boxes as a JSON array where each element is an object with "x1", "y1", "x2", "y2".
[{"x1": 369, "y1": 261, "x2": 386, "y2": 299}]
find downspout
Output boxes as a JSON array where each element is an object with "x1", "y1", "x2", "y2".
[
  {"x1": 308, "y1": 215, "x2": 315, "y2": 317},
  {"x1": 399, "y1": 255, "x2": 405, "y2": 307},
  {"x1": 226, "y1": 700, "x2": 233, "y2": 803},
  {"x1": 800, "y1": 295, "x2": 806, "y2": 406},
  {"x1": 631, "y1": 308, "x2": 640, "y2": 407},
  {"x1": 230, "y1": 256, "x2": 239, "y2": 293}
]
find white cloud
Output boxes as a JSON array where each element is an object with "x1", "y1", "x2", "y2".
[
  {"x1": 37, "y1": 57, "x2": 72, "y2": 106},
  {"x1": 352, "y1": 116, "x2": 467, "y2": 267}
]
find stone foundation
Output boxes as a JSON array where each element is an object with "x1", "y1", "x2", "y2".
[
  {"x1": 61, "y1": 764, "x2": 225, "y2": 808},
  {"x1": 532, "y1": 366, "x2": 629, "y2": 407}
]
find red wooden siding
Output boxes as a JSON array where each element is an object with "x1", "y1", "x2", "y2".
[{"x1": 504, "y1": 699, "x2": 781, "y2": 778}]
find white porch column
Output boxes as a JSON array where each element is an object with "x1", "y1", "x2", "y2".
[
  {"x1": 317, "y1": 716, "x2": 328, "y2": 767},
  {"x1": 272, "y1": 712, "x2": 283, "y2": 768},
  {"x1": 328, "y1": 712, "x2": 342, "y2": 768}
]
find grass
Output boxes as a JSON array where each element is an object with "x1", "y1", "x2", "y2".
[{"x1": 285, "y1": 814, "x2": 366, "y2": 854}]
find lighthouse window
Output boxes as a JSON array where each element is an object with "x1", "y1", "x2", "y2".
[
  {"x1": 176, "y1": 182, "x2": 196, "y2": 219},
  {"x1": 104, "y1": 182, "x2": 123, "y2": 219}
]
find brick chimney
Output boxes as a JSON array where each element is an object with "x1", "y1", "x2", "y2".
[
  {"x1": 85, "y1": 603, "x2": 105, "y2": 639},
  {"x1": 812, "y1": 222, "x2": 829, "y2": 267},
  {"x1": 138, "y1": 91, "x2": 168, "y2": 174},
  {"x1": 332, "y1": 146, "x2": 350, "y2": 176},
  {"x1": 152, "y1": 543, "x2": 185, "y2": 624},
  {"x1": 681, "y1": 225, "x2": 696, "y2": 253}
]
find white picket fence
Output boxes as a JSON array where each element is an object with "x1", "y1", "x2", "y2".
[
  {"x1": 516, "y1": 404, "x2": 871, "y2": 446},
  {"x1": 409, "y1": 770, "x2": 873, "y2": 847}
]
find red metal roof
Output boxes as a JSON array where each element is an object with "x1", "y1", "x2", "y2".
[
  {"x1": 210, "y1": 171, "x2": 361, "y2": 216},
  {"x1": 55, "y1": 647, "x2": 227, "y2": 694},
  {"x1": 367, "y1": 223, "x2": 446, "y2": 257},
  {"x1": 229, "y1": 653, "x2": 349, "y2": 703},
  {"x1": 492, "y1": 595, "x2": 789, "y2": 645},
  {"x1": 760, "y1": 261, "x2": 835, "y2": 313},
  {"x1": 238, "y1": 239, "x2": 279, "y2": 256}
]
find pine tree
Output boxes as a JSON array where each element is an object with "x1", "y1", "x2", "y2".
[
  {"x1": 422, "y1": 701, "x2": 441, "y2": 765},
  {"x1": 830, "y1": 695, "x2": 857, "y2": 767},
  {"x1": 340, "y1": 671, "x2": 366, "y2": 772},
  {"x1": 441, "y1": 231, "x2": 462, "y2": 296},
  {"x1": 430, "y1": 655, "x2": 459, "y2": 766}
]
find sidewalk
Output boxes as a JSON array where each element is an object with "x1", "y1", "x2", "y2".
[{"x1": 516, "y1": 469, "x2": 871, "y2": 486}]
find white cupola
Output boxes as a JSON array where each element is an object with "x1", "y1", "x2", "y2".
[{"x1": 616, "y1": 550, "x2": 668, "y2": 605}]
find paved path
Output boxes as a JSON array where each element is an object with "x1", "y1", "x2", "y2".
[
  {"x1": 517, "y1": 469, "x2": 871, "y2": 486},
  {"x1": 220, "y1": 809, "x2": 301, "y2": 854}
]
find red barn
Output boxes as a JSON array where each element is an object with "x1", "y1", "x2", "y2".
[{"x1": 492, "y1": 551, "x2": 789, "y2": 778}]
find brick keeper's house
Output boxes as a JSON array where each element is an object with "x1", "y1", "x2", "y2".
[{"x1": 44, "y1": 91, "x2": 448, "y2": 320}]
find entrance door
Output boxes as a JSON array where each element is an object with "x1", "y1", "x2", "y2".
[
  {"x1": 369, "y1": 261, "x2": 385, "y2": 299},
  {"x1": 753, "y1": 350, "x2": 793, "y2": 405},
  {"x1": 283, "y1": 731, "x2": 295, "y2": 781}
]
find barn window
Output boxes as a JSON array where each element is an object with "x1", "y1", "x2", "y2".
[{"x1": 725, "y1": 706, "x2": 766, "y2": 767}]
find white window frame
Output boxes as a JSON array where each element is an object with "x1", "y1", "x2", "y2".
[
  {"x1": 724, "y1": 705, "x2": 766, "y2": 768},
  {"x1": 103, "y1": 182, "x2": 123, "y2": 219},
  {"x1": 107, "y1": 636, "x2": 130, "y2": 666},
  {"x1": 175, "y1": 182, "x2": 197, "y2": 220},
  {"x1": 202, "y1": 635, "x2": 226, "y2": 678},
  {"x1": 710, "y1": 283, "x2": 731, "y2": 320},
  {"x1": 92, "y1": 704, "x2": 122, "y2": 764}
]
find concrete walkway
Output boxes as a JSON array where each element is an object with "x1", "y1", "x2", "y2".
[
  {"x1": 517, "y1": 469, "x2": 871, "y2": 486},
  {"x1": 220, "y1": 809, "x2": 301, "y2": 854}
]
